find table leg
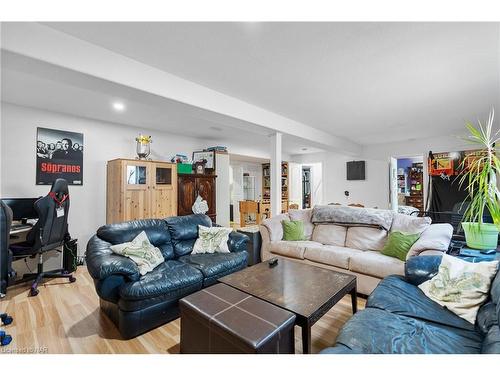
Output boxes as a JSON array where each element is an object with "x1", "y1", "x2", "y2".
[
  {"x1": 301, "y1": 322, "x2": 311, "y2": 354},
  {"x1": 350, "y1": 287, "x2": 357, "y2": 314}
]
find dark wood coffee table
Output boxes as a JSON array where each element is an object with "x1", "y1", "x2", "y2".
[{"x1": 219, "y1": 258, "x2": 357, "y2": 354}]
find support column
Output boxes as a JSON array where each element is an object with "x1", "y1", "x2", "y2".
[{"x1": 270, "y1": 132, "x2": 282, "y2": 217}]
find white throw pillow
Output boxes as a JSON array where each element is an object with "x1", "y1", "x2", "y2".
[
  {"x1": 289, "y1": 209, "x2": 314, "y2": 240},
  {"x1": 110, "y1": 231, "x2": 164, "y2": 276},
  {"x1": 312, "y1": 224, "x2": 347, "y2": 246},
  {"x1": 407, "y1": 223, "x2": 453, "y2": 259},
  {"x1": 419, "y1": 254, "x2": 499, "y2": 324},
  {"x1": 192, "y1": 225, "x2": 232, "y2": 254},
  {"x1": 391, "y1": 213, "x2": 431, "y2": 235}
]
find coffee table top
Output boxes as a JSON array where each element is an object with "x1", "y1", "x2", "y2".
[{"x1": 219, "y1": 259, "x2": 356, "y2": 319}]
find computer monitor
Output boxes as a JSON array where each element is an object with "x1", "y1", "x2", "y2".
[{"x1": 1, "y1": 198, "x2": 39, "y2": 221}]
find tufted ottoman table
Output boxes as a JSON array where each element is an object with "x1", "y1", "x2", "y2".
[{"x1": 179, "y1": 283, "x2": 296, "y2": 354}]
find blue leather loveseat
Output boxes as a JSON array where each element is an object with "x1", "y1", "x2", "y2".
[
  {"x1": 321, "y1": 256, "x2": 500, "y2": 354},
  {"x1": 86, "y1": 214, "x2": 248, "y2": 339}
]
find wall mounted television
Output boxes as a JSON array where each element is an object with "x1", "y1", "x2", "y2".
[{"x1": 346, "y1": 161, "x2": 365, "y2": 180}]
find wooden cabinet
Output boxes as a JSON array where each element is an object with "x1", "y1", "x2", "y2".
[
  {"x1": 106, "y1": 159, "x2": 177, "y2": 224},
  {"x1": 178, "y1": 174, "x2": 217, "y2": 222}
]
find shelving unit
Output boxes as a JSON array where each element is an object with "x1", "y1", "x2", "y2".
[
  {"x1": 405, "y1": 162, "x2": 424, "y2": 212},
  {"x1": 262, "y1": 162, "x2": 289, "y2": 214}
]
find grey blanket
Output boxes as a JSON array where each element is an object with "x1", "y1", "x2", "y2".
[{"x1": 311, "y1": 205, "x2": 394, "y2": 231}]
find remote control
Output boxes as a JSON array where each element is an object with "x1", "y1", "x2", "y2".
[{"x1": 268, "y1": 258, "x2": 278, "y2": 267}]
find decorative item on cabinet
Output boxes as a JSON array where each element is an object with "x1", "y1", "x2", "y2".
[
  {"x1": 106, "y1": 159, "x2": 177, "y2": 224},
  {"x1": 178, "y1": 173, "x2": 217, "y2": 222},
  {"x1": 135, "y1": 134, "x2": 152, "y2": 160}
]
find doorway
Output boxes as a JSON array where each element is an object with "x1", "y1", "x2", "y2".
[
  {"x1": 390, "y1": 155, "x2": 424, "y2": 213},
  {"x1": 302, "y1": 167, "x2": 311, "y2": 209}
]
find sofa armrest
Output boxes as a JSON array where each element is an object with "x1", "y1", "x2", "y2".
[
  {"x1": 85, "y1": 235, "x2": 140, "y2": 282},
  {"x1": 404, "y1": 255, "x2": 442, "y2": 286},
  {"x1": 228, "y1": 231, "x2": 249, "y2": 253}
]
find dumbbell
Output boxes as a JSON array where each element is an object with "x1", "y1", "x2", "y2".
[
  {"x1": 0, "y1": 330, "x2": 12, "y2": 346},
  {"x1": 0, "y1": 313, "x2": 13, "y2": 325}
]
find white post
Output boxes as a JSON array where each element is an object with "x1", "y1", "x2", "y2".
[{"x1": 270, "y1": 132, "x2": 282, "y2": 217}]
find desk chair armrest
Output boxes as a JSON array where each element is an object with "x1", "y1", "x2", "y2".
[
  {"x1": 86, "y1": 235, "x2": 140, "y2": 282},
  {"x1": 228, "y1": 231, "x2": 249, "y2": 253}
]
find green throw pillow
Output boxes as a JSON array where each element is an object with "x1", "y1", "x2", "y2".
[
  {"x1": 381, "y1": 231, "x2": 420, "y2": 261},
  {"x1": 282, "y1": 220, "x2": 306, "y2": 241}
]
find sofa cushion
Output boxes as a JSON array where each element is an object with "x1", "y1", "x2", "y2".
[
  {"x1": 476, "y1": 302, "x2": 498, "y2": 336},
  {"x1": 391, "y1": 213, "x2": 431, "y2": 234},
  {"x1": 482, "y1": 325, "x2": 500, "y2": 354},
  {"x1": 345, "y1": 226, "x2": 388, "y2": 251},
  {"x1": 304, "y1": 244, "x2": 363, "y2": 269},
  {"x1": 97, "y1": 219, "x2": 174, "y2": 260},
  {"x1": 349, "y1": 250, "x2": 404, "y2": 279},
  {"x1": 119, "y1": 260, "x2": 203, "y2": 301},
  {"x1": 367, "y1": 275, "x2": 475, "y2": 332},
  {"x1": 407, "y1": 223, "x2": 453, "y2": 259},
  {"x1": 178, "y1": 252, "x2": 248, "y2": 286},
  {"x1": 269, "y1": 240, "x2": 318, "y2": 259},
  {"x1": 311, "y1": 224, "x2": 347, "y2": 246},
  {"x1": 288, "y1": 208, "x2": 314, "y2": 240},
  {"x1": 165, "y1": 214, "x2": 212, "y2": 241},
  {"x1": 334, "y1": 307, "x2": 482, "y2": 354},
  {"x1": 419, "y1": 254, "x2": 499, "y2": 324},
  {"x1": 261, "y1": 214, "x2": 290, "y2": 242}
]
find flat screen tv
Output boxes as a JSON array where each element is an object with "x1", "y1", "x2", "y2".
[{"x1": 347, "y1": 161, "x2": 365, "y2": 180}]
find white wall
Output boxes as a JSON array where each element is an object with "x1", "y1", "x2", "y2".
[
  {"x1": 215, "y1": 152, "x2": 230, "y2": 227},
  {"x1": 292, "y1": 152, "x2": 389, "y2": 209},
  {"x1": 1, "y1": 102, "x2": 206, "y2": 255}
]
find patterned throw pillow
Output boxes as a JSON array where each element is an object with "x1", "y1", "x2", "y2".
[
  {"x1": 192, "y1": 225, "x2": 232, "y2": 254},
  {"x1": 419, "y1": 254, "x2": 499, "y2": 324},
  {"x1": 110, "y1": 231, "x2": 164, "y2": 275}
]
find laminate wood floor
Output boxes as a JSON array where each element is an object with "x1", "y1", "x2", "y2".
[{"x1": 0, "y1": 266, "x2": 365, "y2": 354}]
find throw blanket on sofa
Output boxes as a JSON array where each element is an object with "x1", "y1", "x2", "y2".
[{"x1": 311, "y1": 205, "x2": 394, "y2": 231}]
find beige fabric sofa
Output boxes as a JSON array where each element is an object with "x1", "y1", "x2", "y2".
[{"x1": 259, "y1": 208, "x2": 452, "y2": 295}]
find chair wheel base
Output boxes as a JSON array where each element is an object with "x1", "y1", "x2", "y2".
[
  {"x1": 30, "y1": 288, "x2": 39, "y2": 297},
  {"x1": 0, "y1": 331, "x2": 12, "y2": 346},
  {"x1": 0, "y1": 314, "x2": 13, "y2": 325},
  {"x1": 69, "y1": 276, "x2": 76, "y2": 283}
]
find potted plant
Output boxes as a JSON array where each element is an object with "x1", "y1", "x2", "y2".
[{"x1": 459, "y1": 109, "x2": 500, "y2": 249}]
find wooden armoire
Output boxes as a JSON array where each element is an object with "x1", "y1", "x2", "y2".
[
  {"x1": 177, "y1": 174, "x2": 217, "y2": 222},
  {"x1": 106, "y1": 158, "x2": 177, "y2": 224}
]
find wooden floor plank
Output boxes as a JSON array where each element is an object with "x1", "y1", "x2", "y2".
[{"x1": 0, "y1": 266, "x2": 365, "y2": 354}]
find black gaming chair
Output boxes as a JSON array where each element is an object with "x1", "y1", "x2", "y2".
[
  {"x1": 10, "y1": 179, "x2": 76, "y2": 296},
  {"x1": 0, "y1": 200, "x2": 12, "y2": 297},
  {"x1": 0, "y1": 200, "x2": 14, "y2": 345}
]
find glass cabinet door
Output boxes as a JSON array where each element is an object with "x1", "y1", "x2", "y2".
[
  {"x1": 156, "y1": 167, "x2": 172, "y2": 185},
  {"x1": 126, "y1": 165, "x2": 147, "y2": 185}
]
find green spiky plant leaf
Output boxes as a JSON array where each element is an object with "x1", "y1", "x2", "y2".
[{"x1": 458, "y1": 109, "x2": 500, "y2": 230}]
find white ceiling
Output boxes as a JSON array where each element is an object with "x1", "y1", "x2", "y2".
[
  {"x1": 1, "y1": 51, "x2": 323, "y2": 156},
  {"x1": 43, "y1": 22, "x2": 500, "y2": 145}
]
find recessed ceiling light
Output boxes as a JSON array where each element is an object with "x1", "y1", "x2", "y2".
[
  {"x1": 112, "y1": 102, "x2": 126, "y2": 112},
  {"x1": 301, "y1": 147, "x2": 308, "y2": 151},
  {"x1": 210, "y1": 126, "x2": 222, "y2": 131}
]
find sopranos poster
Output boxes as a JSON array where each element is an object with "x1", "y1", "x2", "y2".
[{"x1": 36, "y1": 127, "x2": 83, "y2": 185}]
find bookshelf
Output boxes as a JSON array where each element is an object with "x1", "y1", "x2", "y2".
[{"x1": 262, "y1": 162, "x2": 289, "y2": 214}]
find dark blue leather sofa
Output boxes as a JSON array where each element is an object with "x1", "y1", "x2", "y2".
[
  {"x1": 321, "y1": 256, "x2": 500, "y2": 354},
  {"x1": 86, "y1": 214, "x2": 248, "y2": 339}
]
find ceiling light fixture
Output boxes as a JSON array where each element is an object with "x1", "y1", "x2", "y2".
[
  {"x1": 210, "y1": 126, "x2": 223, "y2": 131},
  {"x1": 301, "y1": 147, "x2": 308, "y2": 151},
  {"x1": 112, "y1": 101, "x2": 126, "y2": 112}
]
